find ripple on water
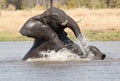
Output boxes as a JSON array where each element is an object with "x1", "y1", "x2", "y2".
[{"x1": 0, "y1": 41, "x2": 120, "y2": 81}]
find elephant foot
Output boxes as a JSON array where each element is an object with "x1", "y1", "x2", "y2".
[
  {"x1": 100, "y1": 54, "x2": 106, "y2": 60},
  {"x1": 88, "y1": 46, "x2": 106, "y2": 60}
]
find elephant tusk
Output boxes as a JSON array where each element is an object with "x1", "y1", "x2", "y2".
[{"x1": 61, "y1": 20, "x2": 68, "y2": 26}]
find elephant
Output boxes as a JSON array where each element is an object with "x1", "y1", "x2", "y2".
[
  {"x1": 20, "y1": 7, "x2": 82, "y2": 39},
  {"x1": 20, "y1": 7, "x2": 106, "y2": 61}
]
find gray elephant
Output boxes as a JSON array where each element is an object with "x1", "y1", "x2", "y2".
[{"x1": 20, "y1": 7, "x2": 106, "y2": 60}]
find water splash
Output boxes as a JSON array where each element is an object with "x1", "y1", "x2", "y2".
[
  {"x1": 26, "y1": 48, "x2": 90, "y2": 62},
  {"x1": 26, "y1": 34, "x2": 93, "y2": 62},
  {"x1": 77, "y1": 34, "x2": 93, "y2": 58}
]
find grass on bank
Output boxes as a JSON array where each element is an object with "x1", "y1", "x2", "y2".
[
  {"x1": 67, "y1": 29, "x2": 120, "y2": 41},
  {"x1": 0, "y1": 8, "x2": 120, "y2": 41},
  {"x1": 83, "y1": 30, "x2": 120, "y2": 41},
  {"x1": 0, "y1": 31, "x2": 33, "y2": 41},
  {"x1": 0, "y1": 30, "x2": 120, "y2": 41}
]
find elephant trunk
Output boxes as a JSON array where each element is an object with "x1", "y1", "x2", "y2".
[
  {"x1": 62, "y1": 17, "x2": 82, "y2": 38},
  {"x1": 64, "y1": 17, "x2": 89, "y2": 57}
]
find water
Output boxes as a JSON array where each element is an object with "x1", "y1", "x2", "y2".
[
  {"x1": 77, "y1": 35, "x2": 87, "y2": 56},
  {"x1": 77, "y1": 35, "x2": 92, "y2": 57},
  {"x1": 0, "y1": 41, "x2": 120, "y2": 81}
]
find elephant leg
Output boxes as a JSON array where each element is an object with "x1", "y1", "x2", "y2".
[
  {"x1": 58, "y1": 31, "x2": 73, "y2": 45},
  {"x1": 88, "y1": 46, "x2": 106, "y2": 60},
  {"x1": 22, "y1": 38, "x2": 45, "y2": 60},
  {"x1": 23, "y1": 38, "x2": 64, "y2": 60}
]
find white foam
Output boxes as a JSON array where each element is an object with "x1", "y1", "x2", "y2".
[
  {"x1": 77, "y1": 34, "x2": 94, "y2": 57},
  {"x1": 26, "y1": 48, "x2": 90, "y2": 62}
]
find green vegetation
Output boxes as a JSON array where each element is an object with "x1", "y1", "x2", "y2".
[
  {"x1": 83, "y1": 30, "x2": 120, "y2": 41},
  {"x1": 0, "y1": 31, "x2": 33, "y2": 41},
  {"x1": 0, "y1": 30, "x2": 119, "y2": 41},
  {"x1": 67, "y1": 30, "x2": 120, "y2": 41},
  {"x1": 0, "y1": 0, "x2": 120, "y2": 41},
  {"x1": 0, "y1": 30, "x2": 120, "y2": 41}
]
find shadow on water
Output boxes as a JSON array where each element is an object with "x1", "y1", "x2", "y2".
[{"x1": 0, "y1": 41, "x2": 120, "y2": 81}]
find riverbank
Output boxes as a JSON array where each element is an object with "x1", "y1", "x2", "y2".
[
  {"x1": 0, "y1": 8, "x2": 120, "y2": 41},
  {"x1": 0, "y1": 29, "x2": 119, "y2": 41}
]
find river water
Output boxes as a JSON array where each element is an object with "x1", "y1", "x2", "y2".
[{"x1": 0, "y1": 41, "x2": 120, "y2": 81}]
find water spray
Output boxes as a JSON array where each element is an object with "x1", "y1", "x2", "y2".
[{"x1": 77, "y1": 34, "x2": 91, "y2": 58}]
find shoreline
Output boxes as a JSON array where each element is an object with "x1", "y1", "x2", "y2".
[{"x1": 0, "y1": 30, "x2": 119, "y2": 41}]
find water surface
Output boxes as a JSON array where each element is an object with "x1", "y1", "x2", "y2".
[{"x1": 0, "y1": 41, "x2": 120, "y2": 81}]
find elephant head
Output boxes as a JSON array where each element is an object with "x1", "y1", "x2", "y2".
[{"x1": 41, "y1": 7, "x2": 82, "y2": 38}]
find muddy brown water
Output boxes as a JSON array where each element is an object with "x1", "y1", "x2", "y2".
[{"x1": 0, "y1": 41, "x2": 120, "y2": 81}]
